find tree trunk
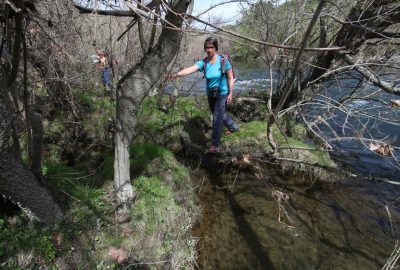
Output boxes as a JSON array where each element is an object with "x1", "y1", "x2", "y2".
[
  {"x1": 137, "y1": 0, "x2": 147, "y2": 54},
  {"x1": 113, "y1": 0, "x2": 191, "y2": 211},
  {"x1": 0, "y1": 154, "x2": 63, "y2": 224},
  {"x1": 29, "y1": 110, "x2": 44, "y2": 173}
]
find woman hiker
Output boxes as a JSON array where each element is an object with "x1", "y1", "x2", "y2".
[
  {"x1": 95, "y1": 47, "x2": 115, "y2": 92},
  {"x1": 168, "y1": 37, "x2": 239, "y2": 153}
]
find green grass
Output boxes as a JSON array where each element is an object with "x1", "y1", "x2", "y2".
[
  {"x1": 129, "y1": 143, "x2": 172, "y2": 173},
  {"x1": 133, "y1": 176, "x2": 176, "y2": 234},
  {"x1": 100, "y1": 154, "x2": 114, "y2": 180},
  {"x1": 222, "y1": 120, "x2": 336, "y2": 176},
  {"x1": 0, "y1": 218, "x2": 56, "y2": 269}
]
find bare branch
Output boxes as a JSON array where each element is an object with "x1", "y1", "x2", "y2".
[
  {"x1": 72, "y1": 4, "x2": 138, "y2": 17},
  {"x1": 274, "y1": 0, "x2": 327, "y2": 114},
  {"x1": 184, "y1": 14, "x2": 346, "y2": 52},
  {"x1": 345, "y1": 54, "x2": 400, "y2": 95}
]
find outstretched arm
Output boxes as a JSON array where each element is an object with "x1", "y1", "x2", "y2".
[{"x1": 168, "y1": 64, "x2": 200, "y2": 79}]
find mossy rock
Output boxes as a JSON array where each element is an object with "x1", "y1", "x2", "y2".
[{"x1": 222, "y1": 121, "x2": 338, "y2": 182}]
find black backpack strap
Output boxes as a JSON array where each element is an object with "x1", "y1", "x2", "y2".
[
  {"x1": 220, "y1": 54, "x2": 226, "y2": 75},
  {"x1": 202, "y1": 57, "x2": 207, "y2": 78}
]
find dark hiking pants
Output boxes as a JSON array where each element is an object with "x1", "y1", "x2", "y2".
[{"x1": 208, "y1": 94, "x2": 238, "y2": 148}]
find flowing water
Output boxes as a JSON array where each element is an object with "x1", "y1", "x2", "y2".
[{"x1": 176, "y1": 61, "x2": 400, "y2": 269}]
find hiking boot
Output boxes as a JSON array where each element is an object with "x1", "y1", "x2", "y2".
[
  {"x1": 208, "y1": 145, "x2": 220, "y2": 153},
  {"x1": 225, "y1": 128, "x2": 239, "y2": 136}
]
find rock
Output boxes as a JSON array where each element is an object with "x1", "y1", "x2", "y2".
[
  {"x1": 229, "y1": 97, "x2": 267, "y2": 122},
  {"x1": 171, "y1": 142, "x2": 183, "y2": 153}
]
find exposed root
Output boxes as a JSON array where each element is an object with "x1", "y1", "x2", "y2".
[
  {"x1": 382, "y1": 240, "x2": 400, "y2": 270},
  {"x1": 272, "y1": 188, "x2": 295, "y2": 229}
]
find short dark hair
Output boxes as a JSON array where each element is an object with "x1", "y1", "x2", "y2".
[{"x1": 204, "y1": 37, "x2": 218, "y2": 51}]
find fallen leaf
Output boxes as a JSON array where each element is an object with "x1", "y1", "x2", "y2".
[
  {"x1": 108, "y1": 247, "x2": 128, "y2": 264},
  {"x1": 242, "y1": 154, "x2": 251, "y2": 164},
  {"x1": 53, "y1": 234, "x2": 62, "y2": 247},
  {"x1": 390, "y1": 99, "x2": 400, "y2": 107},
  {"x1": 369, "y1": 143, "x2": 394, "y2": 157}
]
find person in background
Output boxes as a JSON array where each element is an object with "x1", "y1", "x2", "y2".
[
  {"x1": 95, "y1": 47, "x2": 115, "y2": 92},
  {"x1": 168, "y1": 37, "x2": 239, "y2": 153}
]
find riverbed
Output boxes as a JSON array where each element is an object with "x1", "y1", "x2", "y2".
[{"x1": 192, "y1": 165, "x2": 400, "y2": 269}]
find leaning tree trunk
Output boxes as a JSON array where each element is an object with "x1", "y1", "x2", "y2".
[
  {"x1": 0, "y1": 154, "x2": 63, "y2": 224},
  {"x1": 114, "y1": 0, "x2": 191, "y2": 212},
  {"x1": 297, "y1": 0, "x2": 400, "y2": 101},
  {"x1": 273, "y1": 0, "x2": 400, "y2": 111},
  {"x1": 0, "y1": 75, "x2": 63, "y2": 224}
]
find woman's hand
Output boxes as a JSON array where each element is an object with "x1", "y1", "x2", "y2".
[
  {"x1": 227, "y1": 93, "x2": 233, "y2": 105},
  {"x1": 167, "y1": 65, "x2": 200, "y2": 80},
  {"x1": 166, "y1": 73, "x2": 178, "y2": 80}
]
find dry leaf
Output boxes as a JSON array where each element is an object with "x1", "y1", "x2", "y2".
[
  {"x1": 390, "y1": 99, "x2": 400, "y2": 107},
  {"x1": 242, "y1": 154, "x2": 251, "y2": 164},
  {"x1": 53, "y1": 234, "x2": 62, "y2": 247},
  {"x1": 108, "y1": 247, "x2": 128, "y2": 264},
  {"x1": 369, "y1": 143, "x2": 394, "y2": 157}
]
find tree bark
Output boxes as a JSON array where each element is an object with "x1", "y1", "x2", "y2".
[
  {"x1": 113, "y1": 0, "x2": 191, "y2": 210},
  {"x1": 0, "y1": 154, "x2": 63, "y2": 224},
  {"x1": 137, "y1": 0, "x2": 147, "y2": 55},
  {"x1": 29, "y1": 110, "x2": 44, "y2": 173}
]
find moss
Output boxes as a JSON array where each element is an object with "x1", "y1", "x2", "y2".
[
  {"x1": 222, "y1": 120, "x2": 336, "y2": 181},
  {"x1": 129, "y1": 143, "x2": 172, "y2": 173},
  {"x1": 135, "y1": 96, "x2": 209, "y2": 146},
  {"x1": 126, "y1": 173, "x2": 196, "y2": 267}
]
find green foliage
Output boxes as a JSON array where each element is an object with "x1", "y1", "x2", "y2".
[
  {"x1": 42, "y1": 87, "x2": 115, "y2": 165},
  {"x1": 136, "y1": 96, "x2": 208, "y2": 145},
  {"x1": 34, "y1": 87, "x2": 48, "y2": 96},
  {"x1": 45, "y1": 162, "x2": 111, "y2": 217}
]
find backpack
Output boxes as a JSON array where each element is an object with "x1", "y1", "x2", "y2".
[{"x1": 202, "y1": 54, "x2": 236, "y2": 80}]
